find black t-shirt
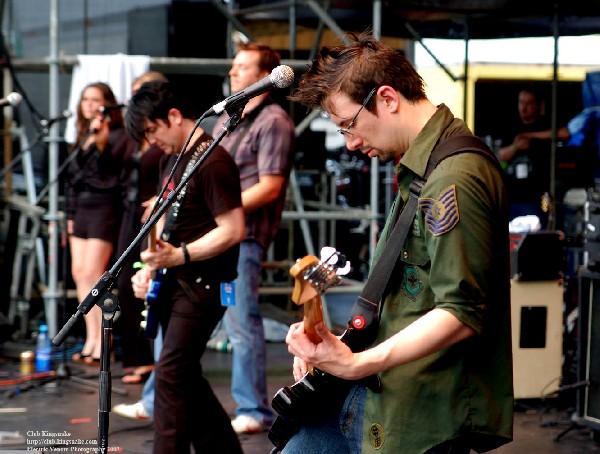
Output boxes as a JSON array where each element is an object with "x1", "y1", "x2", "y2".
[{"x1": 159, "y1": 132, "x2": 242, "y2": 283}]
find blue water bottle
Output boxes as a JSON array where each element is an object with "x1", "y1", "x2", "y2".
[{"x1": 35, "y1": 324, "x2": 52, "y2": 372}]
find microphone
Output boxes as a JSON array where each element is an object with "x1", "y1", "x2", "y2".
[
  {"x1": 207, "y1": 65, "x2": 294, "y2": 116},
  {"x1": 98, "y1": 103, "x2": 126, "y2": 115},
  {"x1": 0, "y1": 92, "x2": 23, "y2": 108},
  {"x1": 40, "y1": 110, "x2": 72, "y2": 128}
]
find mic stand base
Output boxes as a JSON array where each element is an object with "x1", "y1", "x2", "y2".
[{"x1": 96, "y1": 290, "x2": 119, "y2": 454}]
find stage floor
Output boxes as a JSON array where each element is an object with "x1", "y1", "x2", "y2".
[{"x1": 1, "y1": 341, "x2": 599, "y2": 453}]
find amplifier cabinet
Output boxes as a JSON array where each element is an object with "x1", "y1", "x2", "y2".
[{"x1": 510, "y1": 279, "x2": 563, "y2": 399}]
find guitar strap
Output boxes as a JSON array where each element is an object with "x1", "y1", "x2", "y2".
[
  {"x1": 348, "y1": 135, "x2": 502, "y2": 341},
  {"x1": 161, "y1": 139, "x2": 211, "y2": 241}
]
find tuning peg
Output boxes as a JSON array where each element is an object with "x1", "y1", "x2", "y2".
[
  {"x1": 337, "y1": 259, "x2": 351, "y2": 276},
  {"x1": 320, "y1": 246, "x2": 338, "y2": 264}
]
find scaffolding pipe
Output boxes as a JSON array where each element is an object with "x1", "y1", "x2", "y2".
[
  {"x1": 42, "y1": 0, "x2": 60, "y2": 337},
  {"x1": 369, "y1": 3, "x2": 382, "y2": 268}
]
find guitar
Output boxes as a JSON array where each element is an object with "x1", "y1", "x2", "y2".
[
  {"x1": 140, "y1": 226, "x2": 164, "y2": 339},
  {"x1": 268, "y1": 247, "x2": 381, "y2": 451}
]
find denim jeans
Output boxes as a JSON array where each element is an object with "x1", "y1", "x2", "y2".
[
  {"x1": 140, "y1": 327, "x2": 162, "y2": 417},
  {"x1": 224, "y1": 239, "x2": 274, "y2": 425},
  {"x1": 282, "y1": 383, "x2": 471, "y2": 454},
  {"x1": 282, "y1": 385, "x2": 365, "y2": 454}
]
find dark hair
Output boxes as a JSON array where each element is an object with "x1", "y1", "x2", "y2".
[
  {"x1": 125, "y1": 80, "x2": 195, "y2": 142},
  {"x1": 75, "y1": 82, "x2": 124, "y2": 146},
  {"x1": 290, "y1": 32, "x2": 426, "y2": 113},
  {"x1": 237, "y1": 42, "x2": 281, "y2": 73},
  {"x1": 519, "y1": 84, "x2": 543, "y2": 104}
]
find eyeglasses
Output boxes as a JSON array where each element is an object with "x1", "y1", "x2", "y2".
[{"x1": 337, "y1": 88, "x2": 377, "y2": 137}]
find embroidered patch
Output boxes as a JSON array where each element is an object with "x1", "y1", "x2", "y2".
[
  {"x1": 418, "y1": 184, "x2": 459, "y2": 236},
  {"x1": 368, "y1": 422, "x2": 386, "y2": 450},
  {"x1": 402, "y1": 266, "x2": 422, "y2": 301}
]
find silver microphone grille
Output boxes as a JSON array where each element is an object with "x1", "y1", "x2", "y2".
[
  {"x1": 271, "y1": 65, "x2": 295, "y2": 89},
  {"x1": 7, "y1": 92, "x2": 23, "y2": 107}
]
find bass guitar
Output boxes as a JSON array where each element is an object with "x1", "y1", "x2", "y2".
[
  {"x1": 268, "y1": 247, "x2": 381, "y2": 451},
  {"x1": 140, "y1": 226, "x2": 164, "y2": 339}
]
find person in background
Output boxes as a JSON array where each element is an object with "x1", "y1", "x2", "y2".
[
  {"x1": 67, "y1": 82, "x2": 128, "y2": 365},
  {"x1": 212, "y1": 42, "x2": 296, "y2": 435},
  {"x1": 280, "y1": 32, "x2": 513, "y2": 454},
  {"x1": 126, "y1": 80, "x2": 245, "y2": 453},
  {"x1": 115, "y1": 71, "x2": 167, "y2": 384},
  {"x1": 498, "y1": 86, "x2": 570, "y2": 224}
]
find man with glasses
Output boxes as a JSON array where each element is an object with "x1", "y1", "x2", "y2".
[
  {"x1": 336, "y1": 87, "x2": 376, "y2": 137},
  {"x1": 126, "y1": 80, "x2": 245, "y2": 453},
  {"x1": 279, "y1": 33, "x2": 513, "y2": 454}
]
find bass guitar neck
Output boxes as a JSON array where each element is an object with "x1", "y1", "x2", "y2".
[
  {"x1": 268, "y1": 248, "x2": 381, "y2": 452},
  {"x1": 140, "y1": 226, "x2": 161, "y2": 339}
]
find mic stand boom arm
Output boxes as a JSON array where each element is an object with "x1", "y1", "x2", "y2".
[{"x1": 51, "y1": 107, "x2": 243, "y2": 454}]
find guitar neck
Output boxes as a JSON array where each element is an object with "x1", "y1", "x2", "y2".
[
  {"x1": 289, "y1": 252, "x2": 347, "y2": 377},
  {"x1": 147, "y1": 226, "x2": 157, "y2": 279},
  {"x1": 303, "y1": 295, "x2": 325, "y2": 344},
  {"x1": 148, "y1": 226, "x2": 157, "y2": 252},
  {"x1": 290, "y1": 255, "x2": 323, "y2": 344}
]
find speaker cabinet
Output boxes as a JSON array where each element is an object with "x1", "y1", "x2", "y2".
[
  {"x1": 577, "y1": 269, "x2": 600, "y2": 429},
  {"x1": 127, "y1": 3, "x2": 227, "y2": 58},
  {"x1": 510, "y1": 278, "x2": 563, "y2": 399}
]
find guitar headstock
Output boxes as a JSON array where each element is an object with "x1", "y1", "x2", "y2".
[{"x1": 290, "y1": 247, "x2": 350, "y2": 306}]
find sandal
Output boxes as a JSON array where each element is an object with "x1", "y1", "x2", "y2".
[{"x1": 121, "y1": 365, "x2": 154, "y2": 384}]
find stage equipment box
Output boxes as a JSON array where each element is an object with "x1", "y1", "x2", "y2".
[
  {"x1": 510, "y1": 231, "x2": 563, "y2": 281},
  {"x1": 510, "y1": 278, "x2": 563, "y2": 399}
]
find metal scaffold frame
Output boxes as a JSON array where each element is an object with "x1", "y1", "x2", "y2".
[
  {"x1": 2, "y1": 1, "x2": 397, "y2": 335},
  {"x1": 3, "y1": 0, "x2": 588, "y2": 336}
]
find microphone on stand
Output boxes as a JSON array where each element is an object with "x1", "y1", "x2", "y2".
[
  {"x1": 0, "y1": 92, "x2": 23, "y2": 108},
  {"x1": 40, "y1": 110, "x2": 72, "y2": 128},
  {"x1": 91, "y1": 104, "x2": 126, "y2": 132},
  {"x1": 205, "y1": 65, "x2": 294, "y2": 116}
]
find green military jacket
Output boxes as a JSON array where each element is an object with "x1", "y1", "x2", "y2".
[{"x1": 362, "y1": 105, "x2": 514, "y2": 453}]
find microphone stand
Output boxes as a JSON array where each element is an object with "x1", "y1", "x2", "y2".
[
  {"x1": 35, "y1": 128, "x2": 95, "y2": 205},
  {"x1": 52, "y1": 107, "x2": 244, "y2": 453},
  {"x1": 5, "y1": 129, "x2": 133, "y2": 401}
]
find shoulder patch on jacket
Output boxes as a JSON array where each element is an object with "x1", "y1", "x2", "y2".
[{"x1": 418, "y1": 184, "x2": 459, "y2": 236}]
